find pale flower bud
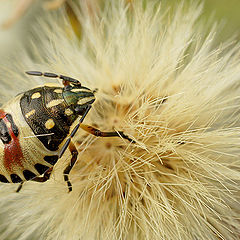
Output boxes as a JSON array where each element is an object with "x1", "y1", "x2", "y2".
[{"x1": 0, "y1": 1, "x2": 239, "y2": 240}]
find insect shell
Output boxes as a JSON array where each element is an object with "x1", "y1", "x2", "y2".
[{"x1": 0, "y1": 71, "x2": 96, "y2": 191}]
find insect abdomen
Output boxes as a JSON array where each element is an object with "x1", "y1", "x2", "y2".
[{"x1": 0, "y1": 94, "x2": 60, "y2": 183}]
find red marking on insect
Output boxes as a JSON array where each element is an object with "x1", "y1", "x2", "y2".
[{"x1": 0, "y1": 109, "x2": 24, "y2": 171}]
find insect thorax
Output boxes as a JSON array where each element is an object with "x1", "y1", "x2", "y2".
[{"x1": 20, "y1": 86, "x2": 79, "y2": 151}]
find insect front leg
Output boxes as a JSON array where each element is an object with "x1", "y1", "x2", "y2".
[
  {"x1": 63, "y1": 141, "x2": 78, "y2": 192},
  {"x1": 79, "y1": 124, "x2": 135, "y2": 143}
]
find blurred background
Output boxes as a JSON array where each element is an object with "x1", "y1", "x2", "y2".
[
  {"x1": 0, "y1": 0, "x2": 239, "y2": 102},
  {"x1": 204, "y1": 0, "x2": 240, "y2": 41},
  {"x1": 0, "y1": 0, "x2": 239, "y2": 59},
  {"x1": 167, "y1": 0, "x2": 240, "y2": 43}
]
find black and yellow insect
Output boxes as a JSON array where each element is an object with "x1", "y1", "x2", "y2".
[{"x1": 0, "y1": 71, "x2": 133, "y2": 192}]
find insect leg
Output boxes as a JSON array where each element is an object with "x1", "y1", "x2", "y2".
[
  {"x1": 58, "y1": 104, "x2": 134, "y2": 192},
  {"x1": 16, "y1": 167, "x2": 53, "y2": 192},
  {"x1": 31, "y1": 167, "x2": 53, "y2": 183},
  {"x1": 16, "y1": 182, "x2": 24, "y2": 192},
  {"x1": 79, "y1": 124, "x2": 135, "y2": 143},
  {"x1": 58, "y1": 105, "x2": 92, "y2": 159},
  {"x1": 63, "y1": 141, "x2": 78, "y2": 192}
]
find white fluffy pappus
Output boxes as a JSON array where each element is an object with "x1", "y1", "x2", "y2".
[{"x1": 0, "y1": 1, "x2": 240, "y2": 240}]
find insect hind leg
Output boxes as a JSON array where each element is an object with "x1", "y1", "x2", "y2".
[
  {"x1": 16, "y1": 167, "x2": 53, "y2": 193},
  {"x1": 16, "y1": 182, "x2": 24, "y2": 192}
]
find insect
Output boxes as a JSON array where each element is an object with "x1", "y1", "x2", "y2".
[{"x1": 0, "y1": 71, "x2": 134, "y2": 192}]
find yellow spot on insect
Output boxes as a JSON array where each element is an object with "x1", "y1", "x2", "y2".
[
  {"x1": 54, "y1": 89, "x2": 63, "y2": 94},
  {"x1": 77, "y1": 97, "x2": 95, "y2": 105},
  {"x1": 31, "y1": 92, "x2": 41, "y2": 99},
  {"x1": 25, "y1": 109, "x2": 36, "y2": 118},
  {"x1": 65, "y1": 108, "x2": 73, "y2": 116},
  {"x1": 45, "y1": 119, "x2": 55, "y2": 129},
  {"x1": 46, "y1": 99, "x2": 64, "y2": 108},
  {"x1": 6, "y1": 122, "x2": 11, "y2": 128},
  {"x1": 71, "y1": 89, "x2": 91, "y2": 93},
  {"x1": 44, "y1": 83, "x2": 61, "y2": 87}
]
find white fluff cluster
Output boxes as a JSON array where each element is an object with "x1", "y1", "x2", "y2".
[{"x1": 0, "y1": 1, "x2": 239, "y2": 239}]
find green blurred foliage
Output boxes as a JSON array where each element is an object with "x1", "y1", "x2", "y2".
[
  {"x1": 161, "y1": 0, "x2": 240, "y2": 43},
  {"x1": 204, "y1": 0, "x2": 240, "y2": 41}
]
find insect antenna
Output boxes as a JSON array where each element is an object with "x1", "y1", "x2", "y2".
[{"x1": 26, "y1": 71, "x2": 81, "y2": 86}]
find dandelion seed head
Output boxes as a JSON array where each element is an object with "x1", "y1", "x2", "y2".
[{"x1": 0, "y1": 1, "x2": 240, "y2": 240}]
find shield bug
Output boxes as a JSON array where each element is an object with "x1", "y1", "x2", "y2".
[{"x1": 0, "y1": 71, "x2": 134, "y2": 192}]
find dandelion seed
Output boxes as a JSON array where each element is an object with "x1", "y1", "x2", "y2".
[
  {"x1": 1, "y1": 0, "x2": 69, "y2": 29},
  {"x1": 23, "y1": 133, "x2": 54, "y2": 139},
  {"x1": 0, "y1": 1, "x2": 240, "y2": 240}
]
